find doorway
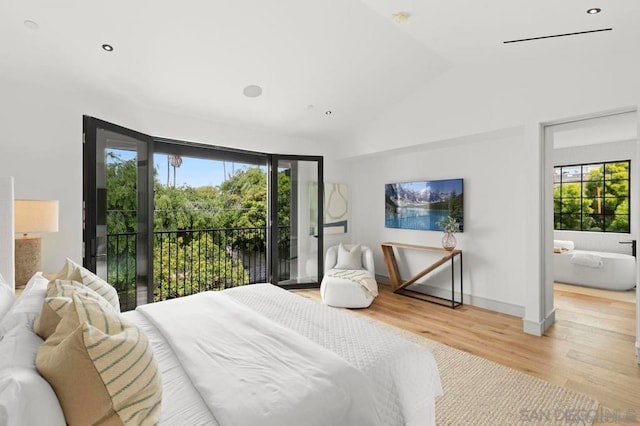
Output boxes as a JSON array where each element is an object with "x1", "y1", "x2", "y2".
[{"x1": 542, "y1": 110, "x2": 638, "y2": 360}]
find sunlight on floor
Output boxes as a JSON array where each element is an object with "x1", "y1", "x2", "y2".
[{"x1": 554, "y1": 282, "x2": 636, "y2": 304}]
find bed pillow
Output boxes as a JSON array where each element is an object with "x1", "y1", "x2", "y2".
[
  {"x1": 334, "y1": 243, "x2": 363, "y2": 270},
  {"x1": 48, "y1": 258, "x2": 120, "y2": 312},
  {"x1": 0, "y1": 278, "x2": 15, "y2": 323},
  {"x1": 36, "y1": 292, "x2": 161, "y2": 425},
  {"x1": 0, "y1": 310, "x2": 66, "y2": 426},
  {"x1": 0, "y1": 368, "x2": 66, "y2": 426},
  {"x1": 0, "y1": 320, "x2": 43, "y2": 370},
  {"x1": 0, "y1": 273, "x2": 49, "y2": 338},
  {"x1": 33, "y1": 280, "x2": 107, "y2": 340}
]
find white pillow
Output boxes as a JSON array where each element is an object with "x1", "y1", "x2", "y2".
[
  {"x1": 0, "y1": 321, "x2": 43, "y2": 370},
  {"x1": 0, "y1": 368, "x2": 66, "y2": 426},
  {"x1": 0, "y1": 306, "x2": 65, "y2": 426},
  {"x1": 0, "y1": 273, "x2": 48, "y2": 338},
  {"x1": 334, "y1": 244, "x2": 363, "y2": 270},
  {"x1": 0, "y1": 280, "x2": 15, "y2": 324}
]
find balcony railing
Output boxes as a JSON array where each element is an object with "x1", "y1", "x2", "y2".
[{"x1": 106, "y1": 226, "x2": 291, "y2": 311}]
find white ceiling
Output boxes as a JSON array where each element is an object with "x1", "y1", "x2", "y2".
[{"x1": 1, "y1": 0, "x2": 638, "y2": 139}]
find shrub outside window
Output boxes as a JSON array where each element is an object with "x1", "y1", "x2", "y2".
[{"x1": 553, "y1": 160, "x2": 630, "y2": 233}]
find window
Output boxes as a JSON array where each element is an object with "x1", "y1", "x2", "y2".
[
  {"x1": 553, "y1": 160, "x2": 630, "y2": 233},
  {"x1": 84, "y1": 116, "x2": 324, "y2": 311}
]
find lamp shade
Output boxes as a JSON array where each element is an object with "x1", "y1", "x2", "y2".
[{"x1": 15, "y1": 200, "x2": 59, "y2": 234}]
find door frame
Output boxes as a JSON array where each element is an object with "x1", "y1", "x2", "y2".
[
  {"x1": 83, "y1": 115, "x2": 155, "y2": 304},
  {"x1": 269, "y1": 154, "x2": 324, "y2": 289},
  {"x1": 538, "y1": 107, "x2": 639, "y2": 361}
]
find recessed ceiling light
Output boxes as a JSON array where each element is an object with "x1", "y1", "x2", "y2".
[
  {"x1": 392, "y1": 11, "x2": 411, "y2": 24},
  {"x1": 243, "y1": 85, "x2": 263, "y2": 98},
  {"x1": 586, "y1": 8, "x2": 601, "y2": 14},
  {"x1": 102, "y1": 44, "x2": 114, "y2": 52},
  {"x1": 23, "y1": 20, "x2": 39, "y2": 30},
  {"x1": 325, "y1": 110, "x2": 332, "y2": 116}
]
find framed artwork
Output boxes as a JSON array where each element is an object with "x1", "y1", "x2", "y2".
[
  {"x1": 385, "y1": 178, "x2": 463, "y2": 232},
  {"x1": 324, "y1": 183, "x2": 348, "y2": 234},
  {"x1": 309, "y1": 183, "x2": 349, "y2": 235}
]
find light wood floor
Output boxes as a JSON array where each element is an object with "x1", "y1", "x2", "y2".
[
  {"x1": 555, "y1": 282, "x2": 636, "y2": 303},
  {"x1": 295, "y1": 284, "x2": 639, "y2": 423}
]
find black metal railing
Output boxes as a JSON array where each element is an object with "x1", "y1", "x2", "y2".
[{"x1": 106, "y1": 226, "x2": 291, "y2": 311}]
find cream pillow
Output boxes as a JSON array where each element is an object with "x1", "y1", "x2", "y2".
[
  {"x1": 48, "y1": 258, "x2": 121, "y2": 312},
  {"x1": 334, "y1": 244, "x2": 363, "y2": 270},
  {"x1": 33, "y1": 280, "x2": 107, "y2": 340},
  {"x1": 36, "y1": 292, "x2": 161, "y2": 425}
]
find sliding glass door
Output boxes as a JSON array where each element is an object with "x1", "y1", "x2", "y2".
[
  {"x1": 83, "y1": 117, "x2": 153, "y2": 310},
  {"x1": 84, "y1": 117, "x2": 324, "y2": 309},
  {"x1": 270, "y1": 155, "x2": 323, "y2": 288}
]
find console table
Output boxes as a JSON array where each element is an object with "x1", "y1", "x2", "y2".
[{"x1": 380, "y1": 242, "x2": 463, "y2": 309}]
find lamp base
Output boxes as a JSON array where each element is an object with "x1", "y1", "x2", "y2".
[{"x1": 15, "y1": 236, "x2": 41, "y2": 288}]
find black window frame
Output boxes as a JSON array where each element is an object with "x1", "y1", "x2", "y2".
[{"x1": 553, "y1": 159, "x2": 631, "y2": 233}]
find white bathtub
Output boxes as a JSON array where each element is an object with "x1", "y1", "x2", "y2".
[{"x1": 554, "y1": 250, "x2": 636, "y2": 291}]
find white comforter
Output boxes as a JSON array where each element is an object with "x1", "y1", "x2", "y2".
[
  {"x1": 126, "y1": 284, "x2": 442, "y2": 426},
  {"x1": 137, "y1": 292, "x2": 382, "y2": 426}
]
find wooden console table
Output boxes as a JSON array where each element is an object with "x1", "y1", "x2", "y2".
[{"x1": 380, "y1": 242, "x2": 463, "y2": 309}]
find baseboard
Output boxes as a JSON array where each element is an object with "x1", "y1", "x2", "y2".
[
  {"x1": 522, "y1": 309, "x2": 556, "y2": 336},
  {"x1": 636, "y1": 340, "x2": 640, "y2": 364},
  {"x1": 375, "y1": 274, "x2": 525, "y2": 318}
]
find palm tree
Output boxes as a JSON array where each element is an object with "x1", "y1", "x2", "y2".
[{"x1": 169, "y1": 155, "x2": 183, "y2": 187}]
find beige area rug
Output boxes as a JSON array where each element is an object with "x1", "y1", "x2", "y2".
[{"x1": 362, "y1": 317, "x2": 601, "y2": 426}]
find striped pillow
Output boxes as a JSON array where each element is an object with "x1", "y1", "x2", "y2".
[
  {"x1": 48, "y1": 258, "x2": 121, "y2": 312},
  {"x1": 75, "y1": 266, "x2": 121, "y2": 312},
  {"x1": 36, "y1": 292, "x2": 161, "y2": 425},
  {"x1": 33, "y1": 280, "x2": 106, "y2": 340}
]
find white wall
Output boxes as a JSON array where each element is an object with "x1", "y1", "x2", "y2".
[
  {"x1": 0, "y1": 76, "x2": 346, "y2": 273},
  {"x1": 0, "y1": 177, "x2": 15, "y2": 289},
  {"x1": 553, "y1": 139, "x2": 638, "y2": 255},
  {"x1": 349, "y1": 128, "x2": 527, "y2": 315},
  {"x1": 343, "y1": 52, "x2": 640, "y2": 159},
  {"x1": 344, "y1": 50, "x2": 640, "y2": 333},
  {"x1": 320, "y1": 159, "x2": 354, "y2": 254}
]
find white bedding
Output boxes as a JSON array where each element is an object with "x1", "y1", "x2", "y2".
[
  {"x1": 138, "y1": 292, "x2": 382, "y2": 426},
  {"x1": 125, "y1": 284, "x2": 442, "y2": 426},
  {"x1": 123, "y1": 311, "x2": 215, "y2": 426}
]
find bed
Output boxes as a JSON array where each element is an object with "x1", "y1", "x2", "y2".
[{"x1": 0, "y1": 177, "x2": 443, "y2": 426}]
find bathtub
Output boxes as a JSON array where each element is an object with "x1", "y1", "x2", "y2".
[{"x1": 553, "y1": 249, "x2": 636, "y2": 291}]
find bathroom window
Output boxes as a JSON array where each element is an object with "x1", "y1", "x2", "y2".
[{"x1": 553, "y1": 160, "x2": 630, "y2": 233}]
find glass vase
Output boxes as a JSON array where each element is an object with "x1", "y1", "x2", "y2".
[{"x1": 442, "y1": 232, "x2": 456, "y2": 251}]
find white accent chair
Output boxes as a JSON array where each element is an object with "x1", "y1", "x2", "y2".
[{"x1": 320, "y1": 244, "x2": 377, "y2": 308}]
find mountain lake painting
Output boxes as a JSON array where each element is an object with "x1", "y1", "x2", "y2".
[{"x1": 385, "y1": 178, "x2": 463, "y2": 232}]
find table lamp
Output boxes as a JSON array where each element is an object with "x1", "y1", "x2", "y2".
[{"x1": 14, "y1": 200, "x2": 59, "y2": 288}]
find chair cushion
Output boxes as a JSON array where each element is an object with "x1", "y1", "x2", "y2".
[
  {"x1": 321, "y1": 272, "x2": 377, "y2": 308},
  {"x1": 334, "y1": 243, "x2": 363, "y2": 270}
]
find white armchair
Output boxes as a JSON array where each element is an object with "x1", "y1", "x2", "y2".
[{"x1": 320, "y1": 244, "x2": 378, "y2": 308}]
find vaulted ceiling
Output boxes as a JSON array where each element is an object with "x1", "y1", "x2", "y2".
[{"x1": 1, "y1": 1, "x2": 638, "y2": 139}]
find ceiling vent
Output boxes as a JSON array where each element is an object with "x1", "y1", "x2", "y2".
[{"x1": 503, "y1": 28, "x2": 612, "y2": 44}]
